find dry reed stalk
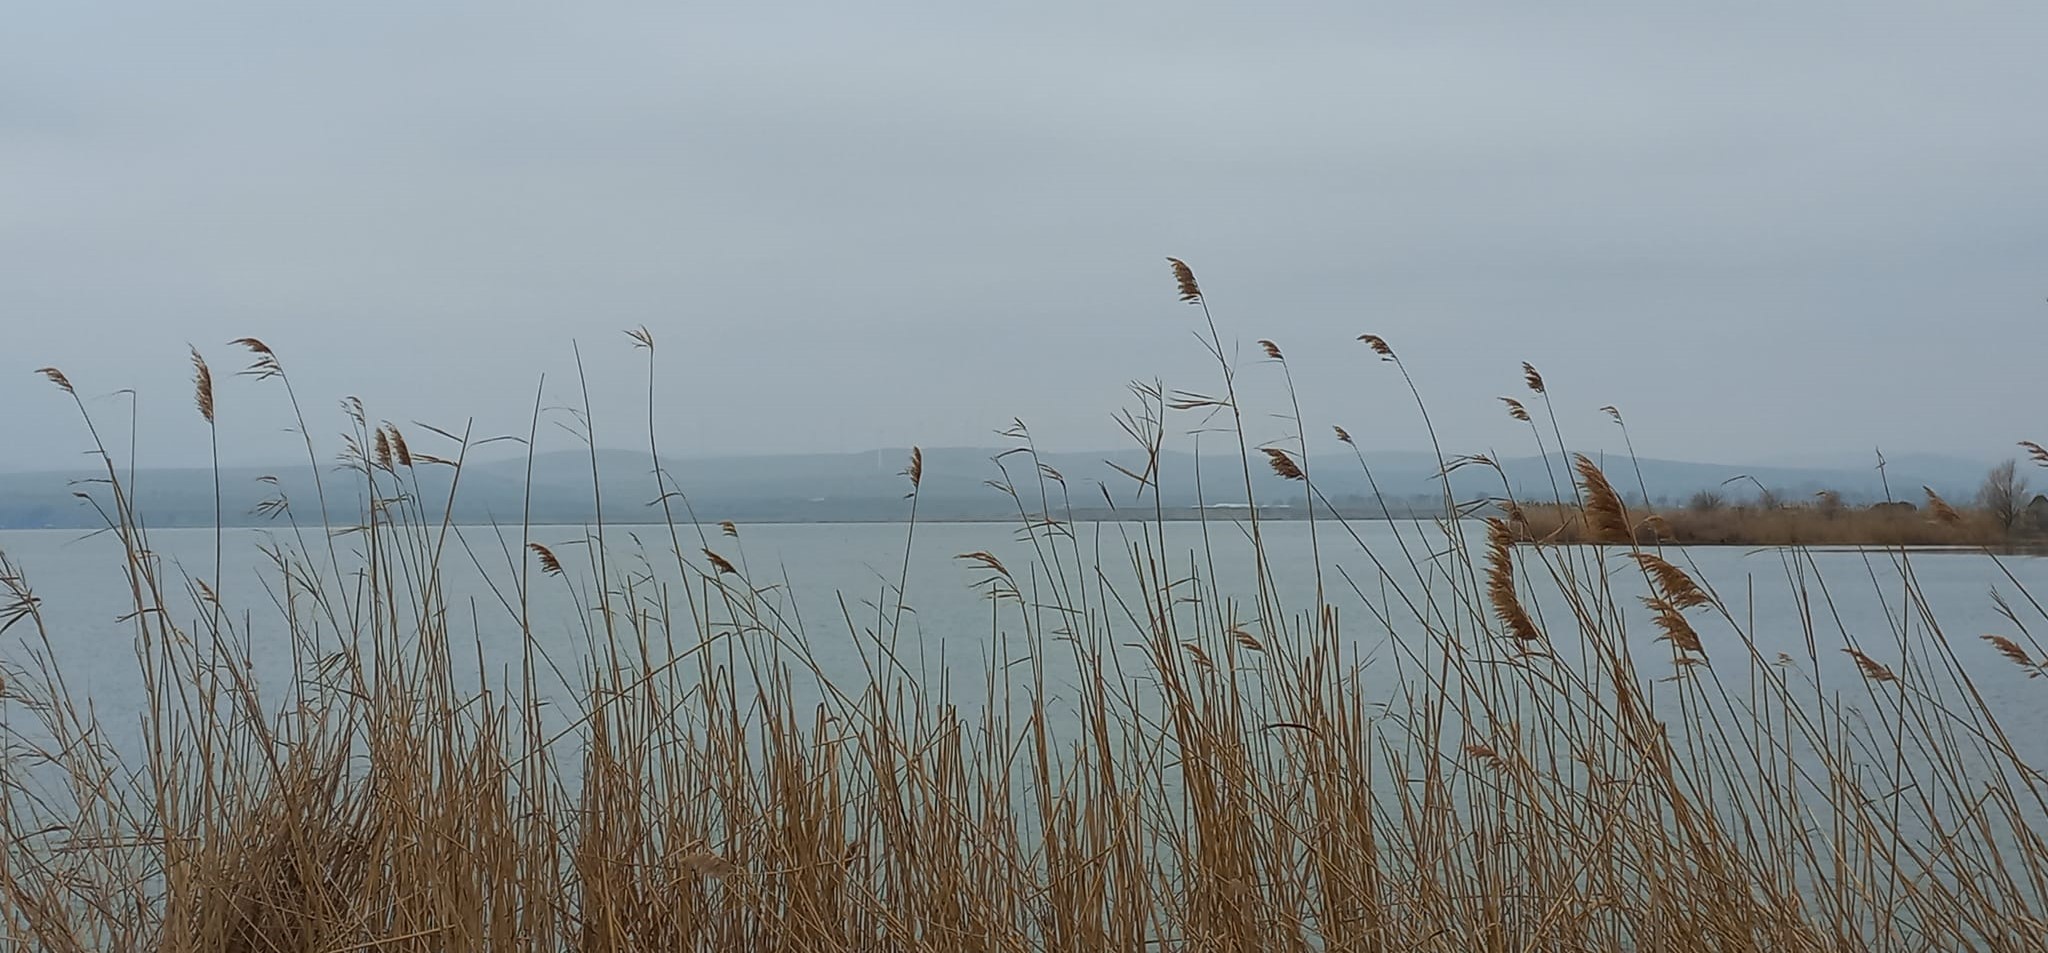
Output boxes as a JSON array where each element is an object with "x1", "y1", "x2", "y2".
[{"x1": 12, "y1": 263, "x2": 2048, "y2": 953}]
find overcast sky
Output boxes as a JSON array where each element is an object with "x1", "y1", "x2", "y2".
[{"x1": 4, "y1": 2, "x2": 2043, "y2": 473}]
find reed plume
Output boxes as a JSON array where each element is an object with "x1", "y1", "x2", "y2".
[
  {"x1": 1574, "y1": 454, "x2": 1632, "y2": 543},
  {"x1": 1263, "y1": 448, "x2": 1305, "y2": 481},
  {"x1": 1258, "y1": 339, "x2": 1284, "y2": 360},
  {"x1": 1844, "y1": 648, "x2": 1898, "y2": 683},
  {"x1": 384, "y1": 424, "x2": 412, "y2": 467},
  {"x1": 1484, "y1": 517, "x2": 1543, "y2": 643},
  {"x1": 703, "y1": 549, "x2": 738, "y2": 575},
  {"x1": 1644, "y1": 596, "x2": 1704, "y2": 655},
  {"x1": 190, "y1": 348, "x2": 214, "y2": 423},
  {"x1": 1333, "y1": 425, "x2": 1353, "y2": 444},
  {"x1": 1166, "y1": 257, "x2": 1202, "y2": 304},
  {"x1": 1522, "y1": 361, "x2": 1546, "y2": 394},
  {"x1": 1356, "y1": 334, "x2": 1394, "y2": 360},
  {"x1": 1924, "y1": 487, "x2": 1961, "y2": 524},
  {"x1": 527, "y1": 542, "x2": 564, "y2": 575},
  {"x1": 229, "y1": 337, "x2": 282, "y2": 379},
  {"x1": 33, "y1": 367, "x2": 73, "y2": 394},
  {"x1": 903, "y1": 447, "x2": 923, "y2": 489},
  {"x1": 1982, "y1": 635, "x2": 2041, "y2": 675},
  {"x1": 1630, "y1": 552, "x2": 1710, "y2": 609},
  {"x1": 1501, "y1": 397, "x2": 1530, "y2": 422}
]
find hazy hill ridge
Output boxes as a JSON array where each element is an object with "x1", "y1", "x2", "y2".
[{"x1": 0, "y1": 447, "x2": 1999, "y2": 529}]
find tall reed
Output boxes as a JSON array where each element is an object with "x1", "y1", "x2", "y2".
[{"x1": 3, "y1": 264, "x2": 2047, "y2": 951}]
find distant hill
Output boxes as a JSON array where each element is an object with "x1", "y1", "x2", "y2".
[{"x1": 0, "y1": 447, "x2": 2014, "y2": 529}]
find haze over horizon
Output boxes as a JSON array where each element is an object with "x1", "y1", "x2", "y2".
[{"x1": 6, "y1": 2, "x2": 2043, "y2": 473}]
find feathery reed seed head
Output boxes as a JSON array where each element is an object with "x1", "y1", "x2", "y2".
[
  {"x1": 1522, "y1": 362, "x2": 1546, "y2": 394},
  {"x1": 190, "y1": 349, "x2": 214, "y2": 423},
  {"x1": 229, "y1": 337, "x2": 283, "y2": 379},
  {"x1": 1573, "y1": 454, "x2": 1632, "y2": 543},
  {"x1": 1844, "y1": 648, "x2": 1898, "y2": 682},
  {"x1": 1263, "y1": 448, "x2": 1305, "y2": 481},
  {"x1": 385, "y1": 425, "x2": 412, "y2": 467},
  {"x1": 1166, "y1": 257, "x2": 1202, "y2": 304},
  {"x1": 1643, "y1": 596, "x2": 1704, "y2": 654},
  {"x1": 1630, "y1": 553, "x2": 1710, "y2": 609},
  {"x1": 527, "y1": 543, "x2": 563, "y2": 575},
  {"x1": 1982, "y1": 635, "x2": 2040, "y2": 674},
  {"x1": 1483, "y1": 518, "x2": 1543, "y2": 643},
  {"x1": 1924, "y1": 487, "x2": 1961, "y2": 524}
]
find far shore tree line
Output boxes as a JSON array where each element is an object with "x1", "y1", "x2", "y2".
[{"x1": 1512, "y1": 459, "x2": 2046, "y2": 547}]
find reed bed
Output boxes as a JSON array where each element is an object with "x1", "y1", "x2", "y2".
[
  {"x1": 4, "y1": 263, "x2": 2048, "y2": 951},
  {"x1": 1510, "y1": 499, "x2": 2021, "y2": 548}
]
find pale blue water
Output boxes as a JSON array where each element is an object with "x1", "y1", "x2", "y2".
[{"x1": 5, "y1": 520, "x2": 2046, "y2": 766}]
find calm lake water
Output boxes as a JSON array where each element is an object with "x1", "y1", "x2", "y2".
[{"x1": 5, "y1": 520, "x2": 2048, "y2": 767}]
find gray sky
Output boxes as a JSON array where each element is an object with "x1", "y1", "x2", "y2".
[{"x1": 5, "y1": 2, "x2": 2043, "y2": 472}]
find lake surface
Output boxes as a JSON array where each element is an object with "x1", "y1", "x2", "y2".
[{"x1": 5, "y1": 520, "x2": 2048, "y2": 767}]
